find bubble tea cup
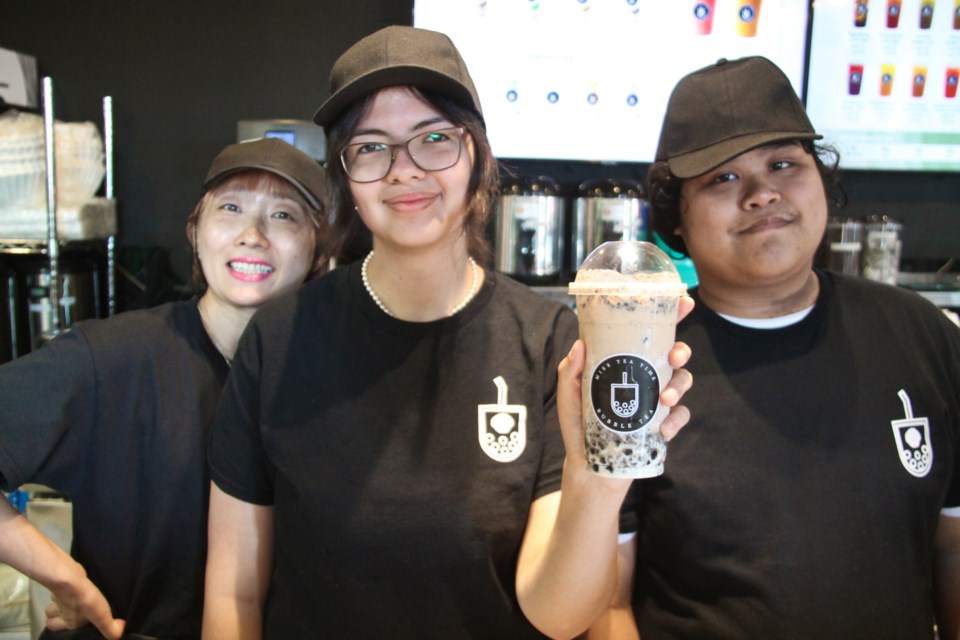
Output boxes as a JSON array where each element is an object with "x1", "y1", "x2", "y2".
[{"x1": 569, "y1": 241, "x2": 686, "y2": 478}]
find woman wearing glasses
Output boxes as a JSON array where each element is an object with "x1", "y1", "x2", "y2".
[{"x1": 203, "y1": 26, "x2": 693, "y2": 639}]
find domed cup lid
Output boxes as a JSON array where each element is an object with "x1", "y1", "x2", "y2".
[{"x1": 568, "y1": 241, "x2": 687, "y2": 296}]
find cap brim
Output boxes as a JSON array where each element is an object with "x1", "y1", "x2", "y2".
[
  {"x1": 204, "y1": 165, "x2": 322, "y2": 210},
  {"x1": 313, "y1": 66, "x2": 482, "y2": 128},
  {"x1": 666, "y1": 131, "x2": 823, "y2": 179}
]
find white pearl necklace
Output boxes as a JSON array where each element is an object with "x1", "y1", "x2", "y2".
[{"x1": 361, "y1": 250, "x2": 481, "y2": 318}]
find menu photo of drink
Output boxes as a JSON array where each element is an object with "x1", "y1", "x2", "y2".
[
  {"x1": 413, "y1": 0, "x2": 809, "y2": 163},
  {"x1": 806, "y1": 0, "x2": 960, "y2": 171}
]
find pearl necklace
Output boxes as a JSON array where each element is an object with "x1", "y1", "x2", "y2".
[{"x1": 361, "y1": 250, "x2": 481, "y2": 318}]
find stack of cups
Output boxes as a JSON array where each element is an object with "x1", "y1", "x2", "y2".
[{"x1": 569, "y1": 241, "x2": 686, "y2": 478}]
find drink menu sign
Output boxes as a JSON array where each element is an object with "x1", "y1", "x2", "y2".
[
  {"x1": 806, "y1": 0, "x2": 960, "y2": 171},
  {"x1": 414, "y1": 0, "x2": 809, "y2": 163}
]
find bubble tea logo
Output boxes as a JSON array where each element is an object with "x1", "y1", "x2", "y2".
[
  {"x1": 478, "y1": 376, "x2": 527, "y2": 463},
  {"x1": 590, "y1": 355, "x2": 659, "y2": 433},
  {"x1": 891, "y1": 389, "x2": 933, "y2": 478}
]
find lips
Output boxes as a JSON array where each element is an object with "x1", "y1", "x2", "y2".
[
  {"x1": 739, "y1": 213, "x2": 795, "y2": 234},
  {"x1": 228, "y1": 258, "x2": 274, "y2": 282},
  {"x1": 383, "y1": 191, "x2": 440, "y2": 212}
]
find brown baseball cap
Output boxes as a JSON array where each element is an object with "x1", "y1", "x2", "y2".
[
  {"x1": 312, "y1": 25, "x2": 484, "y2": 128},
  {"x1": 204, "y1": 137, "x2": 327, "y2": 210},
  {"x1": 656, "y1": 56, "x2": 822, "y2": 179}
]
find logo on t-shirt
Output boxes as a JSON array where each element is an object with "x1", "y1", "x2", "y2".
[
  {"x1": 891, "y1": 388, "x2": 933, "y2": 478},
  {"x1": 478, "y1": 376, "x2": 527, "y2": 463}
]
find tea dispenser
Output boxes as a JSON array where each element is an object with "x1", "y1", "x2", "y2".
[
  {"x1": 572, "y1": 179, "x2": 649, "y2": 272},
  {"x1": 494, "y1": 175, "x2": 565, "y2": 282}
]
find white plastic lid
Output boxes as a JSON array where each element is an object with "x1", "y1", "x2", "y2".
[{"x1": 568, "y1": 241, "x2": 686, "y2": 296}]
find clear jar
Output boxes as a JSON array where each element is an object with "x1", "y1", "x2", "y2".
[
  {"x1": 861, "y1": 215, "x2": 902, "y2": 286},
  {"x1": 824, "y1": 216, "x2": 863, "y2": 276}
]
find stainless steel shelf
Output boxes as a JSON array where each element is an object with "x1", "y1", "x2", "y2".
[
  {"x1": 0, "y1": 237, "x2": 112, "y2": 255},
  {"x1": 0, "y1": 241, "x2": 48, "y2": 254},
  {"x1": 0, "y1": 79, "x2": 118, "y2": 343}
]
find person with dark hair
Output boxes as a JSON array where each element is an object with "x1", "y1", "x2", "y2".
[
  {"x1": 202, "y1": 26, "x2": 693, "y2": 640},
  {"x1": 591, "y1": 56, "x2": 960, "y2": 640},
  {"x1": 0, "y1": 138, "x2": 330, "y2": 640}
]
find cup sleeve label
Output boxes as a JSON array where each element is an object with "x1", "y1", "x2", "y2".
[{"x1": 590, "y1": 354, "x2": 659, "y2": 433}]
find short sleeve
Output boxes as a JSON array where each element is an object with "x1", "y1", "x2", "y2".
[
  {"x1": 531, "y1": 306, "x2": 579, "y2": 501},
  {"x1": 0, "y1": 329, "x2": 97, "y2": 494},
  {"x1": 207, "y1": 323, "x2": 275, "y2": 505}
]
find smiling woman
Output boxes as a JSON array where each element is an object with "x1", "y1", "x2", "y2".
[
  {"x1": 340, "y1": 86, "x2": 477, "y2": 309},
  {"x1": 192, "y1": 171, "x2": 319, "y2": 322},
  {"x1": 187, "y1": 140, "x2": 329, "y2": 361},
  {"x1": 0, "y1": 138, "x2": 330, "y2": 640},
  {"x1": 202, "y1": 25, "x2": 695, "y2": 640}
]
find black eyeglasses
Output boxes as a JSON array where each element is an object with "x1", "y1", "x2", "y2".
[{"x1": 339, "y1": 127, "x2": 465, "y2": 183}]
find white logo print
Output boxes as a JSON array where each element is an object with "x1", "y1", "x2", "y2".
[
  {"x1": 478, "y1": 376, "x2": 527, "y2": 463},
  {"x1": 610, "y1": 372, "x2": 639, "y2": 419},
  {"x1": 891, "y1": 389, "x2": 933, "y2": 478}
]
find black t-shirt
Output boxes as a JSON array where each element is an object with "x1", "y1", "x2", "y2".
[
  {"x1": 209, "y1": 264, "x2": 577, "y2": 639},
  {"x1": 0, "y1": 300, "x2": 227, "y2": 640},
  {"x1": 622, "y1": 271, "x2": 960, "y2": 640}
]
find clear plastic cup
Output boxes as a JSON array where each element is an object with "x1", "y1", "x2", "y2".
[
  {"x1": 862, "y1": 215, "x2": 902, "y2": 286},
  {"x1": 569, "y1": 241, "x2": 687, "y2": 478}
]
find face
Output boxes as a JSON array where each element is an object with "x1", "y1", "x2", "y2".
[
  {"x1": 678, "y1": 142, "x2": 828, "y2": 292},
  {"x1": 195, "y1": 174, "x2": 316, "y2": 311},
  {"x1": 346, "y1": 87, "x2": 476, "y2": 254}
]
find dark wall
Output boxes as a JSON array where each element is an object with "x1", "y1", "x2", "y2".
[{"x1": 3, "y1": 0, "x2": 958, "y2": 300}]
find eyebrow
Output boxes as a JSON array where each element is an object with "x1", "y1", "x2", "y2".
[
  {"x1": 215, "y1": 187, "x2": 301, "y2": 203},
  {"x1": 762, "y1": 141, "x2": 802, "y2": 152},
  {"x1": 352, "y1": 116, "x2": 450, "y2": 139}
]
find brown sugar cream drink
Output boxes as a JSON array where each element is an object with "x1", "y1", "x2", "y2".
[{"x1": 569, "y1": 241, "x2": 686, "y2": 478}]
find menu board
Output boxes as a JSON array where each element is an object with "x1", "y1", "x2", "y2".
[
  {"x1": 806, "y1": 0, "x2": 960, "y2": 171},
  {"x1": 413, "y1": 0, "x2": 810, "y2": 163}
]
